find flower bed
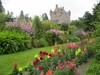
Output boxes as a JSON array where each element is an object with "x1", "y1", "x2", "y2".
[{"x1": 11, "y1": 39, "x2": 94, "y2": 75}]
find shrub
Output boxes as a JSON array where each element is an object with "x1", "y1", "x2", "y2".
[
  {"x1": 0, "y1": 30, "x2": 31, "y2": 54},
  {"x1": 32, "y1": 38, "x2": 48, "y2": 48},
  {"x1": 61, "y1": 23, "x2": 68, "y2": 31},
  {"x1": 45, "y1": 32, "x2": 57, "y2": 46},
  {"x1": 67, "y1": 35, "x2": 80, "y2": 42},
  {"x1": 85, "y1": 59, "x2": 100, "y2": 75}
]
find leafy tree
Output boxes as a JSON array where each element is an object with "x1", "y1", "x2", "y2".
[
  {"x1": 0, "y1": 0, "x2": 5, "y2": 13},
  {"x1": 42, "y1": 13, "x2": 49, "y2": 20},
  {"x1": 32, "y1": 16, "x2": 43, "y2": 39}
]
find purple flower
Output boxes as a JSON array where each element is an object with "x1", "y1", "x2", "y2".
[{"x1": 49, "y1": 29, "x2": 60, "y2": 35}]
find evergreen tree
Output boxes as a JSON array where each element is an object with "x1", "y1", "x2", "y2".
[
  {"x1": 93, "y1": 2, "x2": 100, "y2": 22},
  {"x1": 0, "y1": 0, "x2": 5, "y2": 13},
  {"x1": 19, "y1": 10, "x2": 24, "y2": 20},
  {"x1": 42, "y1": 13, "x2": 49, "y2": 20},
  {"x1": 82, "y1": 11, "x2": 94, "y2": 31}
]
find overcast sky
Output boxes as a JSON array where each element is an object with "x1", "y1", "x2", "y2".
[{"x1": 2, "y1": 0, "x2": 99, "y2": 20}]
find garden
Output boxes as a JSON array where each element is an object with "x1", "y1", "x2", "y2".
[{"x1": 0, "y1": 0, "x2": 100, "y2": 75}]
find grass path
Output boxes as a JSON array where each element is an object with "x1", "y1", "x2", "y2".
[{"x1": 0, "y1": 45, "x2": 65, "y2": 75}]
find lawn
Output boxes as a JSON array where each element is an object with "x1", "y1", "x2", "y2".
[{"x1": 0, "y1": 44, "x2": 65, "y2": 75}]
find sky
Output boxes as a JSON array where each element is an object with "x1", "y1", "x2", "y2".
[{"x1": 2, "y1": 0, "x2": 99, "y2": 20}]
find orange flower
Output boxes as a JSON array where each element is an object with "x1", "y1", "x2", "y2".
[
  {"x1": 47, "y1": 70, "x2": 53, "y2": 75},
  {"x1": 13, "y1": 62, "x2": 17, "y2": 67}
]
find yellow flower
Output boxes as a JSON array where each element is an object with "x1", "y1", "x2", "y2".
[
  {"x1": 77, "y1": 48, "x2": 81, "y2": 53},
  {"x1": 19, "y1": 68, "x2": 23, "y2": 71},
  {"x1": 75, "y1": 51, "x2": 78, "y2": 56},
  {"x1": 47, "y1": 55, "x2": 50, "y2": 58},
  {"x1": 34, "y1": 54, "x2": 38, "y2": 58},
  {"x1": 58, "y1": 49, "x2": 61, "y2": 52},
  {"x1": 51, "y1": 49, "x2": 54, "y2": 53}
]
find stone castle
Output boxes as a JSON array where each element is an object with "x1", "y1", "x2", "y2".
[{"x1": 50, "y1": 4, "x2": 71, "y2": 24}]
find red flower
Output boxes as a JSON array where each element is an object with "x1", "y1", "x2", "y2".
[
  {"x1": 40, "y1": 51, "x2": 43, "y2": 55},
  {"x1": 49, "y1": 54, "x2": 52, "y2": 57},
  {"x1": 38, "y1": 66, "x2": 44, "y2": 70},
  {"x1": 59, "y1": 53, "x2": 63, "y2": 57},
  {"x1": 68, "y1": 42, "x2": 73, "y2": 48},
  {"x1": 40, "y1": 56, "x2": 43, "y2": 60},
  {"x1": 58, "y1": 60, "x2": 61, "y2": 63},
  {"x1": 13, "y1": 63, "x2": 17, "y2": 67},
  {"x1": 33, "y1": 60, "x2": 37, "y2": 66},
  {"x1": 47, "y1": 70, "x2": 53, "y2": 75}
]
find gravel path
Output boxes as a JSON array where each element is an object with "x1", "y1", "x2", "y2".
[{"x1": 75, "y1": 59, "x2": 92, "y2": 75}]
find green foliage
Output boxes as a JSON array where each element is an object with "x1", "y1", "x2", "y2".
[
  {"x1": 0, "y1": 30, "x2": 31, "y2": 54},
  {"x1": 61, "y1": 23, "x2": 68, "y2": 31},
  {"x1": 32, "y1": 16, "x2": 43, "y2": 39},
  {"x1": 0, "y1": 0, "x2": 5, "y2": 13},
  {"x1": 93, "y1": 2, "x2": 100, "y2": 22},
  {"x1": 19, "y1": 10, "x2": 24, "y2": 21},
  {"x1": 32, "y1": 38, "x2": 48, "y2": 48},
  {"x1": 82, "y1": 11, "x2": 94, "y2": 31},
  {"x1": 69, "y1": 20, "x2": 84, "y2": 29},
  {"x1": 68, "y1": 25, "x2": 77, "y2": 34},
  {"x1": 67, "y1": 35, "x2": 80, "y2": 42},
  {"x1": 45, "y1": 31, "x2": 62, "y2": 45},
  {"x1": 42, "y1": 13, "x2": 49, "y2": 20},
  {"x1": 0, "y1": 13, "x2": 8, "y2": 31},
  {"x1": 41, "y1": 21, "x2": 52, "y2": 32},
  {"x1": 45, "y1": 32, "x2": 57, "y2": 45},
  {"x1": 85, "y1": 59, "x2": 100, "y2": 75},
  {"x1": 92, "y1": 22, "x2": 100, "y2": 37},
  {"x1": 54, "y1": 68, "x2": 75, "y2": 75}
]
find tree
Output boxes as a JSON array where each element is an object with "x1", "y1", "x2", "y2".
[
  {"x1": 82, "y1": 11, "x2": 94, "y2": 31},
  {"x1": 32, "y1": 16, "x2": 43, "y2": 39},
  {"x1": 0, "y1": 0, "x2": 5, "y2": 13},
  {"x1": 92, "y1": 2, "x2": 100, "y2": 37},
  {"x1": 0, "y1": 13, "x2": 8, "y2": 31},
  {"x1": 42, "y1": 13, "x2": 49, "y2": 20},
  {"x1": 93, "y1": 2, "x2": 100, "y2": 22}
]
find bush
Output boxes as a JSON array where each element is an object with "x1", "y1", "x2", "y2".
[
  {"x1": 61, "y1": 23, "x2": 68, "y2": 31},
  {"x1": 45, "y1": 31, "x2": 62, "y2": 45},
  {"x1": 85, "y1": 59, "x2": 100, "y2": 75},
  {"x1": 45, "y1": 32, "x2": 57, "y2": 46},
  {"x1": 32, "y1": 38, "x2": 48, "y2": 48},
  {"x1": 67, "y1": 35, "x2": 80, "y2": 42},
  {"x1": 0, "y1": 30, "x2": 31, "y2": 54}
]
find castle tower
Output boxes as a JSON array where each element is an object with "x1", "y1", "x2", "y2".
[{"x1": 50, "y1": 4, "x2": 71, "y2": 24}]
